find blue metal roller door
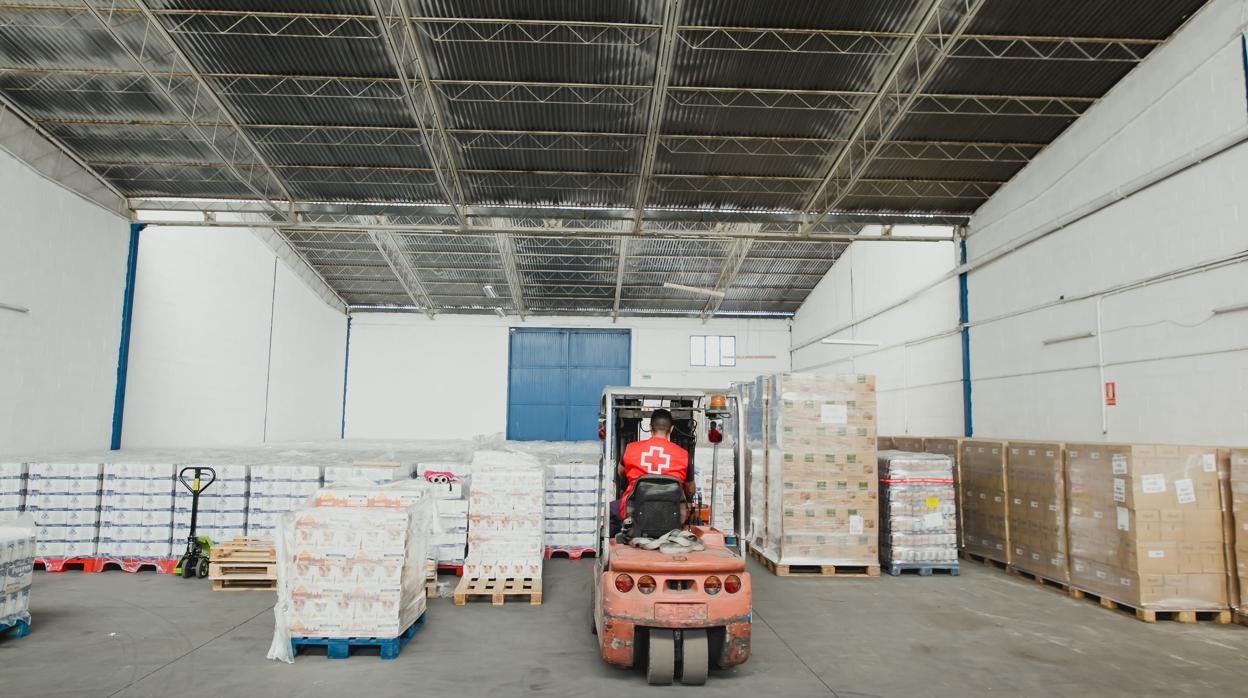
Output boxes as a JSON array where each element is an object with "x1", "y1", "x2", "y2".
[{"x1": 508, "y1": 328, "x2": 630, "y2": 441}]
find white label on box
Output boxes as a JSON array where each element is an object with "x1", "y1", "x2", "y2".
[
  {"x1": 848, "y1": 514, "x2": 863, "y2": 535},
  {"x1": 1092, "y1": 510, "x2": 1104, "y2": 520},
  {"x1": 922, "y1": 512, "x2": 942, "y2": 529},
  {"x1": 1141, "y1": 474, "x2": 1166, "y2": 494},
  {"x1": 1030, "y1": 500, "x2": 1039, "y2": 509},
  {"x1": 820, "y1": 404, "x2": 848, "y2": 425},
  {"x1": 1111, "y1": 454, "x2": 1128, "y2": 475},
  {"x1": 1112, "y1": 478, "x2": 1126, "y2": 503},
  {"x1": 1095, "y1": 570, "x2": 1107, "y2": 580},
  {"x1": 1201, "y1": 454, "x2": 1216, "y2": 473},
  {"x1": 1116, "y1": 507, "x2": 1130, "y2": 532},
  {"x1": 1174, "y1": 478, "x2": 1196, "y2": 505},
  {"x1": 1147, "y1": 549, "x2": 1165, "y2": 559}
]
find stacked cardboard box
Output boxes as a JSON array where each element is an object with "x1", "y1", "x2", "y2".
[
  {"x1": 693, "y1": 436, "x2": 736, "y2": 535},
  {"x1": 323, "y1": 464, "x2": 404, "y2": 486},
  {"x1": 922, "y1": 438, "x2": 963, "y2": 548},
  {"x1": 98, "y1": 463, "x2": 176, "y2": 561},
  {"x1": 466, "y1": 451, "x2": 544, "y2": 579},
  {"x1": 960, "y1": 441, "x2": 1009, "y2": 563},
  {"x1": 747, "y1": 373, "x2": 878, "y2": 567},
  {"x1": 0, "y1": 462, "x2": 25, "y2": 517},
  {"x1": 276, "y1": 481, "x2": 434, "y2": 640},
  {"x1": 1006, "y1": 442, "x2": 1068, "y2": 581},
  {"x1": 1230, "y1": 449, "x2": 1248, "y2": 614},
  {"x1": 0, "y1": 517, "x2": 35, "y2": 630},
  {"x1": 543, "y1": 462, "x2": 598, "y2": 552},
  {"x1": 174, "y1": 464, "x2": 249, "y2": 545},
  {"x1": 890, "y1": 437, "x2": 925, "y2": 452},
  {"x1": 247, "y1": 465, "x2": 322, "y2": 538},
  {"x1": 418, "y1": 461, "x2": 470, "y2": 565},
  {"x1": 1067, "y1": 444, "x2": 1227, "y2": 610},
  {"x1": 879, "y1": 451, "x2": 957, "y2": 566},
  {"x1": 26, "y1": 463, "x2": 102, "y2": 559}
]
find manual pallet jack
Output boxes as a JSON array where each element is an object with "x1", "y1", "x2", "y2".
[{"x1": 173, "y1": 466, "x2": 216, "y2": 579}]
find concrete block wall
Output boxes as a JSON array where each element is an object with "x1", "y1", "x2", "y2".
[{"x1": 0, "y1": 148, "x2": 130, "y2": 453}]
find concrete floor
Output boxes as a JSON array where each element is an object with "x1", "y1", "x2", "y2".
[{"x1": 2, "y1": 560, "x2": 1246, "y2": 697}]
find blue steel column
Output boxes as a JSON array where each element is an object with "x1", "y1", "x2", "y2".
[
  {"x1": 958, "y1": 232, "x2": 973, "y2": 438},
  {"x1": 110, "y1": 222, "x2": 145, "y2": 450},
  {"x1": 340, "y1": 315, "x2": 352, "y2": 439}
]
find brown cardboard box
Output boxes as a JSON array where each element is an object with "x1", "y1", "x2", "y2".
[
  {"x1": 1006, "y1": 441, "x2": 1068, "y2": 581},
  {"x1": 1228, "y1": 449, "x2": 1248, "y2": 612},
  {"x1": 891, "y1": 436, "x2": 925, "y2": 452},
  {"x1": 1066, "y1": 443, "x2": 1227, "y2": 610},
  {"x1": 961, "y1": 440, "x2": 1009, "y2": 564}
]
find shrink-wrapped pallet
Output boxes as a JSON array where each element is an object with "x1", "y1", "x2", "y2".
[
  {"x1": 98, "y1": 463, "x2": 175, "y2": 561},
  {"x1": 879, "y1": 451, "x2": 957, "y2": 566},
  {"x1": 466, "y1": 451, "x2": 544, "y2": 579},
  {"x1": 26, "y1": 463, "x2": 102, "y2": 559},
  {"x1": 543, "y1": 461, "x2": 599, "y2": 552},
  {"x1": 0, "y1": 515, "x2": 35, "y2": 632}
]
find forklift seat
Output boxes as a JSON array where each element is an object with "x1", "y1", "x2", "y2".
[{"x1": 623, "y1": 475, "x2": 687, "y2": 540}]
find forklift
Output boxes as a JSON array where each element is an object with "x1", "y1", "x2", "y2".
[{"x1": 591, "y1": 387, "x2": 752, "y2": 685}]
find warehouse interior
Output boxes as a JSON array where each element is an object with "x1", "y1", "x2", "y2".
[{"x1": 1, "y1": 0, "x2": 1247, "y2": 695}]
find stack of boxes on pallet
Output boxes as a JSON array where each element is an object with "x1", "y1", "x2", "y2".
[
  {"x1": 246, "y1": 465, "x2": 322, "y2": 538},
  {"x1": 422, "y1": 462, "x2": 470, "y2": 568},
  {"x1": 543, "y1": 461, "x2": 598, "y2": 554},
  {"x1": 175, "y1": 464, "x2": 249, "y2": 545},
  {"x1": 746, "y1": 373, "x2": 879, "y2": 572},
  {"x1": 98, "y1": 464, "x2": 176, "y2": 564},
  {"x1": 465, "y1": 451, "x2": 544, "y2": 581},
  {"x1": 1230, "y1": 450, "x2": 1248, "y2": 619},
  {"x1": 1006, "y1": 443, "x2": 1068, "y2": 583},
  {"x1": 1067, "y1": 444, "x2": 1227, "y2": 611},
  {"x1": 322, "y1": 464, "x2": 404, "y2": 486},
  {"x1": 0, "y1": 462, "x2": 25, "y2": 518},
  {"x1": 960, "y1": 441, "x2": 1009, "y2": 564},
  {"x1": 693, "y1": 434, "x2": 736, "y2": 536},
  {"x1": 878, "y1": 451, "x2": 958, "y2": 572},
  {"x1": 0, "y1": 518, "x2": 34, "y2": 633},
  {"x1": 921, "y1": 438, "x2": 963, "y2": 547},
  {"x1": 26, "y1": 463, "x2": 102, "y2": 562}
]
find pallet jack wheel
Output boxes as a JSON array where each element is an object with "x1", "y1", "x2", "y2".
[
  {"x1": 647, "y1": 629, "x2": 675, "y2": 685},
  {"x1": 195, "y1": 557, "x2": 210, "y2": 579},
  {"x1": 679, "y1": 629, "x2": 709, "y2": 686},
  {"x1": 180, "y1": 556, "x2": 195, "y2": 579}
]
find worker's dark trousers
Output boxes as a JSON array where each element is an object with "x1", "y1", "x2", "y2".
[{"x1": 609, "y1": 499, "x2": 623, "y2": 537}]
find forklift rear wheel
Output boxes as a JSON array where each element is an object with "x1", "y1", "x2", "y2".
[
  {"x1": 647, "y1": 629, "x2": 675, "y2": 685},
  {"x1": 679, "y1": 629, "x2": 709, "y2": 685},
  {"x1": 196, "y1": 557, "x2": 210, "y2": 579}
]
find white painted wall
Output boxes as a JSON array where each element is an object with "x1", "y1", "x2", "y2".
[
  {"x1": 344, "y1": 314, "x2": 791, "y2": 440},
  {"x1": 0, "y1": 148, "x2": 129, "y2": 453},
  {"x1": 122, "y1": 223, "x2": 347, "y2": 447},
  {"x1": 790, "y1": 226, "x2": 963, "y2": 437},
  {"x1": 964, "y1": 0, "x2": 1248, "y2": 444}
]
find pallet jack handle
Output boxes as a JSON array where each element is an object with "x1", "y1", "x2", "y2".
[{"x1": 178, "y1": 466, "x2": 217, "y2": 495}]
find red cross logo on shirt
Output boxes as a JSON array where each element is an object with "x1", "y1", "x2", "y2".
[{"x1": 640, "y1": 445, "x2": 672, "y2": 475}]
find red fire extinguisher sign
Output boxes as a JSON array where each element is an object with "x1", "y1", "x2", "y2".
[{"x1": 1104, "y1": 382, "x2": 1117, "y2": 406}]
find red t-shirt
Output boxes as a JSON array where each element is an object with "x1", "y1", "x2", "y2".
[{"x1": 619, "y1": 437, "x2": 690, "y2": 511}]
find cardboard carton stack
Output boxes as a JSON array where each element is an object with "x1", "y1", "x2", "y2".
[
  {"x1": 890, "y1": 437, "x2": 925, "y2": 452},
  {"x1": 922, "y1": 438, "x2": 963, "y2": 548},
  {"x1": 1006, "y1": 442, "x2": 1069, "y2": 582},
  {"x1": 323, "y1": 464, "x2": 403, "y2": 486},
  {"x1": 1066, "y1": 444, "x2": 1227, "y2": 610},
  {"x1": 1230, "y1": 449, "x2": 1248, "y2": 616},
  {"x1": 276, "y1": 481, "x2": 434, "y2": 640},
  {"x1": 0, "y1": 462, "x2": 25, "y2": 517},
  {"x1": 0, "y1": 517, "x2": 35, "y2": 631},
  {"x1": 26, "y1": 463, "x2": 103, "y2": 560},
  {"x1": 960, "y1": 441, "x2": 1009, "y2": 564},
  {"x1": 543, "y1": 462, "x2": 599, "y2": 552},
  {"x1": 247, "y1": 465, "x2": 322, "y2": 539},
  {"x1": 747, "y1": 373, "x2": 879, "y2": 569},
  {"x1": 878, "y1": 451, "x2": 958, "y2": 567},
  {"x1": 465, "y1": 451, "x2": 544, "y2": 580},
  {"x1": 174, "y1": 464, "x2": 249, "y2": 545},
  {"x1": 693, "y1": 437, "x2": 736, "y2": 536},
  {"x1": 98, "y1": 463, "x2": 175, "y2": 561}
]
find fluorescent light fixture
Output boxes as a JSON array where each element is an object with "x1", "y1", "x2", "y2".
[
  {"x1": 0, "y1": 301, "x2": 30, "y2": 314},
  {"x1": 820, "y1": 338, "x2": 880, "y2": 347},
  {"x1": 1042, "y1": 331, "x2": 1096, "y2": 346},
  {"x1": 482, "y1": 285, "x2": 498, "y2": 298},
  {"x1": 663, "y1": 282, "x2": 725, "y2": 298},
  {"x1": 494, "y1": 307, "x2": 507, "y2": 318},
  {"x1": 1211, "y1": 302, "x2": 1248, "y2": 315}
]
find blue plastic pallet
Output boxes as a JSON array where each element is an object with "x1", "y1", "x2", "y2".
[
  {"x1": 0, "y1": 618, "x2": 31, "y2": 640},
  {"x1": 290, "y1": 613, "x2": 425, "y2": 660},
  {"x1": 885, "y1": 563, "x2": 960, "y2": 577}
]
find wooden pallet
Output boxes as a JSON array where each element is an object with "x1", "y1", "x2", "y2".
[
  {"x1": 959, "y1": 550, "x2": 1009, "y2": 571},
  {"x1": 1008, "y1": 566, "x2": 1073, "y2": 594},
  {"x1": 1066, "y1": 587, "x2": 1231, "y2": 624},
  {"x1": 209, "y1": 538, "x2": 276, "y2": 591},
  {"x1": 212, "y1": 578, "x2": 278, "y2": 592},
  {"x1": 210, "y1": 537, "x2": 275, "y2": 562},
  {"x1": 748, "y1": 546, "x2": 880, "y2": 578},
  {"x1": 453, "y1": 577, "x2": 542, "y2": 606}
]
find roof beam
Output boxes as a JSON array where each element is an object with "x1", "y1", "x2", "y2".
[
  {"x1": 368, "y1": 230, "x2": 437, "y2": 318},
  {"x1": 368, "y1": 0, "x2": 467, "y2": 225},
  {"x1": 632, "y1": 0, "x2": 683, "y2": 233},
  {"x1": 611, "y1": 237, "x2": 630, "y2": 321},
  {"x1": 800, "y1": 0, "x2": 989, "y2": 235},
  {"x1": 701, "y1": 238, "x2": 754, "y2": 321},
  {"x1": 494, "y1": 232, "x2": 528, "y2": 319}
]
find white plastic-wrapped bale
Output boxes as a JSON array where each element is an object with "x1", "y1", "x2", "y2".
[
  {"x1": 26, "y1": 463, "x2": 102, "y2": 561},
  {"x1": 174, "y1": 464, "x2": 249, "y2": 545},
  {"x1": 246, "y1": 465, "x2": 322, "y2": 539},
  {"x1": 0, "y1": 462, "x2": 26, "y2": 517},
  {"x1": 98, "y1": 463, "x2": 176, "y2": 563},
  {"x1": 543, "y1": 462, "x2": 599, "y2": 553},
  {"x1": 879, "y1": 451, "x2": 958, "y2": 571},
  {"x1": 417, "y1": 462, "x2": 470, "y2": 565},
  {"x1": 323, "y1": 464, "x2": 405, "y2": 486},
  {"x1": 466, "y1": 451, "x2": 544, "y2": 580},
  {"x1": 0, "y1": 515, "x2": 35, "y2": 635}
]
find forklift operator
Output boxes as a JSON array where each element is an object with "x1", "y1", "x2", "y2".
[{"x1": 610, "y1": 408, "x2": 693, "y2": 535}]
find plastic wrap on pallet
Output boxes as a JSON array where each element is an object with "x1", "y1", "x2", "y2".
[
  {"x1": 98, "y1": 463, "x2": 175, "y2": 561},
  {"x1": 25, "y1": 463, "x2": 102, "y2": 559},
  {"x1": 1067, "y1": 443, "x2": 1228, "y2": 611},
  {"x1": 323, "y1": 464, "x2": 406, "y2": 486},
  {"x1": 543, "y1": 462, "x2": 600, "y2": 549},
  {"x1": 0, "y1": 463, "x2": 26, "y2": 517},
  {"x1": 466, "y1": 451, "x2": 543, "y2": 580},
  {"x1": 878, "y1": 451, "x2": 957, "y2": 565},
  {"x1": 267, "y1": 480, "x2": 436, "y2": 663},
  {"x1": 0, "y1": 514, "x2": 35, "y2": 631},
  {"x1": 745, "y1": 373, "x2": 878, "y2": 567},
  {"x1": 246, "y1": 465, "x2": 322, "y2": 539}
]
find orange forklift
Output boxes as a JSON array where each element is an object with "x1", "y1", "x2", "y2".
[{"x1": 591, "y1": 388, "x2": 751, "y2": 685}]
